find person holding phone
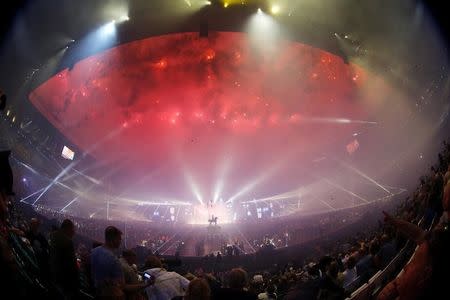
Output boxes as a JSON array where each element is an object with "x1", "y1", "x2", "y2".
[
  {"x1": 143, "y1": 272, "x2": 154, "y2": 282},
  {"x1": 120, "y1": 249, "x2": 151, "y2": 300},
  {"x1": 143, "y1": 255, "x2": 189, "y2": 300}
]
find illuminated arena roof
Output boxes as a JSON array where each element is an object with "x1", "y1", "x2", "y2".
[{"x1": 1, "y1": 0, "x2": 449, "y2": 223}]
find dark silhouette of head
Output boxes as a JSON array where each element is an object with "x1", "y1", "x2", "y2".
[
  {"x1": 185, "y1": 278, "x2": 211, "y2": 300},
  {"x1": 228, "y1": 268, "x2": 248, "y2": 290},
  {"x1": 61, "y1": 219, "x2": 75, "y2": 238},
  {"x1": 104, "y1": 226, "x2": 122, "y2": 249},
  {"x1": 144, "y1": 255, "x2": 163, "y2": 269},
  {"x1": 122, "y1": 249, "x2": 137, "y2": 265},
  {"x1": 0, "y1": 150, "x2": 13, "y2": 195}
]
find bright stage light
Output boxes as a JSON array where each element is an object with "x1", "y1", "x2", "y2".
[
  {"x1": 245, "y1": 6, "x2": 284, "y2": 59},
  {"x1": 271, "y1": 5, "x2": 280, "y2": 14},
  {"x1": 101, "y1": 21, "x2": 116, "y2": 36},
  {"x1": 189, "y1": 201, "x2": 232, "y2": 224},
  {"x1": 62, "y1": 145, "x2": 75, "y2": 160},
  {"x1": 116, "y1": 15, "x2": 129, "y2": 22},
  {"x1": 205, "y1": 0, "x2": 212, "y2": 5},
  {"x1": 224, "y1": 2, "x2": 229, "y2": 7}
]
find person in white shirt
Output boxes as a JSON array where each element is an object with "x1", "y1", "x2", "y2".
[{"x1": 143, "y1": 256, "x2": 189, "y2": 300}]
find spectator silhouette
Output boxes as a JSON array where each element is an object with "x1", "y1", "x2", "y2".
[
  {"x1": 26, "y1": 218, "x2": 50, "y2": 279},
  {"x1": 216, "y1": 268, "x2": 257, "y2": 300},
  {"x1": 120, "y1": 249, "x2": 145, "y2": 300},
  {"x1": 173, "y1": 278, "x2": 211, "y2": 300},
  {"x1": 49, "y1": 219, "x2": 79, "y2": 299}
]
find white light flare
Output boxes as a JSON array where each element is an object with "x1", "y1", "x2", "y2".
[
  {"x1": 271, "y1": 5, "x2": 281, "y2": 15},
  {"x1": 32, "y1": 160, "x2": 80, "y2": 205},
  {"x1": 60, "y1": 197, "x2": 80, "y2": 212},
  {"x1": 101, "y1": 21, "x2": 116, "y2": 37},
  {"x1": 213, "y1": 157, "x2": 232, "y2": 203},
  {"x1": 213, "y1": 180, "x2": 224, "y2": 203},
  {"x1": 245, "y1": 7, "x2": 283, "y2": 59},
  {"x1": 184, "y1": 171, "x2": 204, "y2": 205},
  {"x1": 304, "y1": 117, "x2": 378, "y2": 125},
  {"x1": 116, "y1": 15, "x2": 129, "y2": 22}
]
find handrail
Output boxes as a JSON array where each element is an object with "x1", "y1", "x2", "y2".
[
  {"x1": 346, "y1": 213, "x2": 438, "y2": 299},
  {"x1": 79, "y1": 290, "x2": 95, "y2": 299}
]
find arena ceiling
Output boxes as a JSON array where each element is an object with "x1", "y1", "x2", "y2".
[{"x1": 1, "y1": 0, "x2": 449, "y2": 222}]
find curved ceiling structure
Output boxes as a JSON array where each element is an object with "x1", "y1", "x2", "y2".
[{"x1": 1, "y1": 0, "x2": 449, "y2": 222}]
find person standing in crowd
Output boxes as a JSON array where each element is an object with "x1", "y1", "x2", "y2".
[
  {"x1": 120, "y1": 249, "x2": 146, "y2": 300},
  {"x1": 91, "y1": 226, "x2": 151, "y2": 300},
  {"x1": 26, "y1": 217, "x2": 50, "y2": 279},
  {"x1": 49, "y1": 219, "x2": 79, "y2": 299}
]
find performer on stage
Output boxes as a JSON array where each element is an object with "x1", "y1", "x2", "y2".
[{"x1": 208, "y1": 214, "x2": 218, "y2": 226}]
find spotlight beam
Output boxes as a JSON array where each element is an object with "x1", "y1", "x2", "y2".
[
  {"x1": 60, "y1": 197, "x2": 79, "y2": 212},
  {"x1": 227, "y1": 138, "x2": 319, "y2": 204},
  {"x1": 242, "y1": 193, "x2": 297, "y2": 204},
  {"x1": 20, "y1": 188, "x2": 46, "y2": 203},
  {"x1": 317, "y1": 197, "x2": 337, "y2": 210},
  {"x1": 322, "y1": 177, "x2": 369, "y2": 203},
  {"x1": 213, "y1": 156, "x2": 232, "y2": 203},
  {"x1": 59, "y1": 164, "x2": 124, "y2": 212},
  {"x1": 184, "y1": 170, "x2": 204, "y2": 205},
  {"x1": 337, "y1": 160, "x2": 392, "y2": 195},
  {"x1": 226, "y1": 158, "x2": 287, "y2": 204},
  {"x1": 32, "y1": 163, "x2": 76, "y2": 206},
  {"x1": 236, "y1": 227, "x2": 256, "y2": 253},
  {"x1": 242, "y1": 180, "x2": 324, "y2": 204},
  {"x1": 31, "y1": 126, "x2": 125, "y2": 205},
  {"x1": 302, "y1": 117, "x2": 377, "y2": 125},
  {"x1": 116, "y1": 164, "x2": 167, "y2": 198}
]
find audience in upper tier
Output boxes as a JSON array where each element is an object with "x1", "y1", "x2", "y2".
[{"x1": 0, "y1": 139, "x2": 450, "y2": 299}]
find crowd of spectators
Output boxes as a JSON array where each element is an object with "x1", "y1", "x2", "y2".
[{"x1": 1, "y1": 139, "x2": 450, "y2": 299}]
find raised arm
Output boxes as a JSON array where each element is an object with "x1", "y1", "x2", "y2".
[{"x1": 382, "y1": 211, "x2": 427, "y2": 244}]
